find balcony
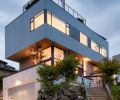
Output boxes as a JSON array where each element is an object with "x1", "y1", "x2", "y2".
[{"x1": 23, "y1": 0, "x2": 86, "y2": 25}]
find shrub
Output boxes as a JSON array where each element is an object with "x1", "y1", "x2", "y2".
[
  {"x1": 111, "y1": 85, "x2": 120, "y2": 100},
  {"x1": 37, "y1": 65, "x2": 61, "y2": 93}
]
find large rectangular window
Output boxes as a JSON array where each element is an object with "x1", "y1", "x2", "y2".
[
  {"x1": 52, "y1": 15, "x2": 66, "y2": 33},
  {"x1": 47, "y1": 12, "x2": 69, "y2": 35},
  {"x1": 80, "y1": 32, "x2": 88, "y2": 46},
  {"x1": 31, "y1": 11, "x2": 69, "y2": 35},
  {"x1": 30, "y1": 12, "x2": 44, "y2": 31},
  {"x1": 91, "y1": 40, "x2": 107, "y2": 57}
]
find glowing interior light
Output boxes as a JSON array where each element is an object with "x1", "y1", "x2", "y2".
[{"x1": 83, "y1": 58, "x2": 91, "y2": 62}]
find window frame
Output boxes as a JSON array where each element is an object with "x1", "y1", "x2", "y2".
[
  {"x1": 47, "y1": 11, "x2": 70, "y2": 35},
  {"x1": 30, "y1": 11, "x2": 44, "y2": 31},
  {"x1": 80, "y1": 32, "x2": 88, "y2": 46}
]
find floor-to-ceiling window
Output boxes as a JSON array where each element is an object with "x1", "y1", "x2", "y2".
[
  {"x1": 40, "y1": 46, "x2": 64, "y2": 65},
  {"x1": 54, "y1": 47, "x2": 64, "y2": 65},
  {"x1": 42, "y1": 47, "x2": 52, "y2": 60}
]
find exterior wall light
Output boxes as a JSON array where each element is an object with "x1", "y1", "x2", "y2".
[{"x1": 15, "y1": 81, "x2": 22, "y2": 86}]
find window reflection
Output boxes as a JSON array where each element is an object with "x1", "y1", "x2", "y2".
[
  {"x1": 54, "y1": 47, "x2": 64, "y2": 60},
  {"x1": 42, "y1": 47, "x2": 52, "y2": 60}
]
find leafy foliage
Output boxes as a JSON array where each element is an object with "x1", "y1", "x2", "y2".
[
  {"x1": 37, "y1": 65, "x2": 61, "y2": 93},
  {"x1": 37, "y1": 55, "x2": 80, "y2": 93},
  {"x1": 96, "y1": 59, "x2": 120, "y2": 85},
  {"x1": 111, "y1": 85, "x2": 120, "y2": 100},
  {"x1": 57, "y1": 55, "x2": 79, "y2": 84}
]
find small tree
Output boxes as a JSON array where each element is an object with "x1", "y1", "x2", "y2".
[
  {"x1": 57, "y1": 55, "x2": 79, "y2": 85},
  {"x1": 37, "y1": 65, "x2": 61, "y2": 93},
  {"x1": 96, "y1": 59, "x2": 120, "y2": 85}
]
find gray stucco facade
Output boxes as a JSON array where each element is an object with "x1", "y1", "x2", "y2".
[{"x1": 5, "y1": 0, "x2": 109, "y2": 62}]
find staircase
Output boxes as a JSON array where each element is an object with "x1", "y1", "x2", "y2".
[
  {"x1": 0, "y1": 92, "x2": 3, "y2": 100},
  {"x1": 87, "y1": 87, "x2": 110, "y2": 100}
]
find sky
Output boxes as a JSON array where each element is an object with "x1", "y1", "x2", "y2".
[{"x1": 0, "y1": 0, "x2": 120, "y2": 69}]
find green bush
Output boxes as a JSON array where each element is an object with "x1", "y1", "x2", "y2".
[
  {"x1": 111, "y1": 85, "x2": 120, "y2": 100},
  {"x1": 37, "y1": 65, "x2": 61, "y2": 93}
]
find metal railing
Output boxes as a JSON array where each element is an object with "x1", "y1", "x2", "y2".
[
  {"x1": 105, "y1": 84, "x2": 113, "y2": 100},
  {"x1": 23, "y1": 0, "x2": 86, "y2": 25},
  {"x1": 52, "y1": 0, "x2": 86, "y2": 25}
]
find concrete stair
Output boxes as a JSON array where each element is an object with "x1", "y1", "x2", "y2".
[
  {"x1": 0, "y1": 92, "x2": 3, "y2": 100},
  {"x1": 87, "y1": 87, "x2": 110, "y2": 100}
]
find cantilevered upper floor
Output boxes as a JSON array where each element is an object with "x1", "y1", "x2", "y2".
[{"x1": 5, "y1": 0, "x2": 109, "y2": 63}]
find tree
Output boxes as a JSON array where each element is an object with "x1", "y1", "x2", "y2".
[
  {"x1": 37, "y1": 55, "x2": 80, "y2": 93},
  {"x1": 57, "y1": 55, "x2": 79, "y2": 85},
  {"x1": 37, "y1": 65, "x2": 61, "y2": 93},
  {"x1": 96, "y1": 59, "x2": 120, "y2": 85}
]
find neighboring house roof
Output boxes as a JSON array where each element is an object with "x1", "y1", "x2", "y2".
[
  {"x1": 0, "y1": 60, "x2": 7, "y2": 65},
  {"x1": 0, "y1": 60, "x2": 17, "y2": 72}
]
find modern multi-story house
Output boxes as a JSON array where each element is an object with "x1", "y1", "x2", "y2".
[{"x1": 3, "y1": 0, "x2": 109, "y2": 100}]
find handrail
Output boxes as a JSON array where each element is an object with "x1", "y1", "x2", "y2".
[
  {"x1": 82, "y1": 76, "x2": 89, "y2": 100},
  {"x1": 105, "y1": 84, "x2": 113, "y2": 100}
]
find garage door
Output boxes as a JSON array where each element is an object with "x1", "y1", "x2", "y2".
[{"x1": 8, "y1": 82, "x2": 35, "y2": 100}]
